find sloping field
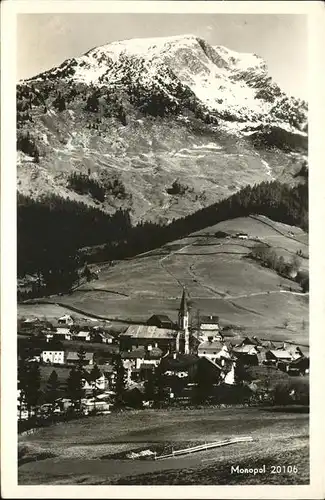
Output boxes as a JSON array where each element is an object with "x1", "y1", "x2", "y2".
[
  {"x1": 17, "y1": 303, "x2": 96, "y2": 321},
  {"x1": 19, "y1": 216, "x2": 309, "y2": 344},
  {"x1": 18, "y1": 407, "x2": 309, "y2": 485}
]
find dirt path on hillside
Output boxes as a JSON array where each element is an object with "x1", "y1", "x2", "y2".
[
  {"x1": 249, "y1": 215, "x2": 308, "y2": 246},
  {"x1": 159, "y1": 243, "x2": 194, "y2": 296},
  {"x1": 225, "y1": 290, "x2": 308, "y2": 300},
  {"x1": 188, "y1": 263, "x2": 227, "y2": 298},
  {"x1": 77, "y1": 288, "x2": 129, "y2": 297}
]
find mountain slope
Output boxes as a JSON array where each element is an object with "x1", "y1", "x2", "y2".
[
  {"x1": 17, "y1": 34, "x2": 308, "y2": 224},
  {"x1": 19, "y1": 215, "x2": 309, "y2": 345}
]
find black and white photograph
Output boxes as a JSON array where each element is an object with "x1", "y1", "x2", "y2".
[{"x1": 1, "y1": 1, "x2": 325, "y2": 497}]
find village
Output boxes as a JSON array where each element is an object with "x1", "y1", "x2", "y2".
[{"x1": 17, "y1": 287, "x2": 309, "y2": 425}]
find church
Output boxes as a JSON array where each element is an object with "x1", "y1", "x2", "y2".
[{"x1": 120, "y1": 287, "x2": 196, "y2": 355}]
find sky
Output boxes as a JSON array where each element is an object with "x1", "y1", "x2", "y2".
[{"x1": 17, "y1": 14, "x2": 308, "y2": 99}]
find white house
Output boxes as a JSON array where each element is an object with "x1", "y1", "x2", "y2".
[
  {"x1": 197, "y1": 340, "x2": 230, "y2": 363},
  {"x1": 58, "y1": 314, "x2": 74, "y2": 326},
  {"x1": 81, "y1": 398, "x2": 111, "y2": 414},
  {"x1": 41, "y1": 349, "x2": 65, "y2": 365},
  {"x1": 82, "y1": 373, "x2": 108, "y2": 391}
]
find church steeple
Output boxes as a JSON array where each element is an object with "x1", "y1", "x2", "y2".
[
  {"x1": 178, "y1": 287, "x2": 190, "y2": 354},
  {"x1": 179, "y1": 287, "x2": 188, "y2": 320}
]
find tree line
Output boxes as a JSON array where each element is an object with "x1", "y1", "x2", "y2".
[
  {"x1": 249, "y1": 243, "x2": 302, "y2": 280},
  {"x1": 88, "y1": 178, "x2": 308, "y2": 263},
  {"x1": 17, "y1": 193, "x2": 131, "y2": 293}
]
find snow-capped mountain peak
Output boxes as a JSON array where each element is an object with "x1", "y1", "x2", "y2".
[
  {"x1": 26, "y1": 33, "x2": 306, "y2": 136},
  {"x1": 17, "y1": 34, "x2": 307, "y2": 224}
]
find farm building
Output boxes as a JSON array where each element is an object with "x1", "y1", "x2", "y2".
[{"x1": 147, "y1": 314, "x2": 174, "y2": 329}]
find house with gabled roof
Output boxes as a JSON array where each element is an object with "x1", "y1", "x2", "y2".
[
  {"x1": 66, "y1": 351, "x2": 94, "y2": 366},
  {"x1": 265, "y1": 349, "x2": 293, "y2": 365},
  {"x1": 73, "y1": 330, "x2": 91, "y2": 342},
  {"x1": 232, "y1": 344, "x2": 260, "y2": 366},
  {"x1": 237, "y1": 336, "x2": 262, "y2": 348},
  {"x1": 262, "y1": 340, "x2": 277, "y2": 350},
  {"x1": 147, "y1": 314, "x2": 174, "y2": 329},
  {"x1": 50, "y1": 323, "x2": 72, "y2": 340},
  {"x1": 58, "y1": 314, "x2": 74, "y2": 326},
  {"x1": 90, "y1": 331, "x2": 114, "y2": 344},
  {"x1": 286, "y1": 345, "x2": 304, "y2": 360},
  {"x1": 197, "y1": 340, "x2": 231, "y2": 365}
]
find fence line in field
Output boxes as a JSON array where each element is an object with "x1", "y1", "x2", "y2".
[{"x1": 154, "y1": 436, "x2": 253, "y2": 460}]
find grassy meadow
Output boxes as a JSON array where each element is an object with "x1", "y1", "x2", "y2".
[
  {"x1": 18, "y1": 407, "x2": 309, "y2": 485},
  {"x1": 18, "y1": 215, "x2": 309, "y2": 345}
]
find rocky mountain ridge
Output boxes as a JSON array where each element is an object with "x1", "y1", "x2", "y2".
[{"x1": 17, "y1": 34, "x2": 308, "y2": 224}]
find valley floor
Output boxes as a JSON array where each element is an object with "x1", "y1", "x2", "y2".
[{"x1": 18, "y1": 407, "x2": 309, "y2": 485}]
